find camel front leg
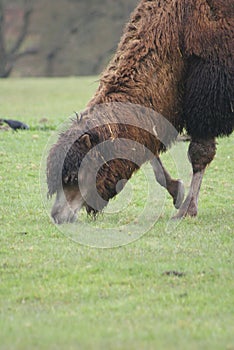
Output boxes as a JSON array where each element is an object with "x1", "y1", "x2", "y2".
[
  {"x1": 150, "y1": 157, "x2": 185, "y2": 209},
  {"x1": 174, "y1": 138, "x2": 216, "y2": 218}
]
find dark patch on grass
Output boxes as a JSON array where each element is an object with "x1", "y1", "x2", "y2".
[{"x1": 162, "y1": 271, "x2": 186, "y2": 277}]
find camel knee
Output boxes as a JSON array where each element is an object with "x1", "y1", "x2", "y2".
[{"x1": 188, "y1": 138, "x2": 216, "y2": 173}]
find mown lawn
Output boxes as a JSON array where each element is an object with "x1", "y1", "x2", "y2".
[{"x1": 0, "y1": 78, "x2": 233, "y2": 350}]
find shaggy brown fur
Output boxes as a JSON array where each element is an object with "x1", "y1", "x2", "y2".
[
  {"x1": 47, "y1": 103, "x2": 179, "y2": 218},
  {"x1": 47, "y1": 0, "x2": 233, "y2": 223},
  {"x1": 89, "y1": 0, "x2": 233, "y2": 138}
]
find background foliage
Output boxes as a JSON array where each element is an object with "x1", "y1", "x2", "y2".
[{"x1": 0, "y1": 0, "x2": 138, "y2": 77}]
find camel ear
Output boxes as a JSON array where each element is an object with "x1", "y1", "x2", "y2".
[{"x1": 80, "y1": 133, "x2": 92, "y2": 149}]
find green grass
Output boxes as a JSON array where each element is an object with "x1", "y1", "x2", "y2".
[{"x1": 0, "y1": 78, "x2": 233, "y2": 350}]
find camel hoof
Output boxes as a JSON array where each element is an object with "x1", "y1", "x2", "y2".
[
  {"x1": 172, "y1": 206, "x2": 198, "y2": 220},
  {"x1": 173, "y1": 180, "x2": 185, "y2": 209},
  {"x1": 171, "y1": 212, "x2": 186, "y2": 220}
]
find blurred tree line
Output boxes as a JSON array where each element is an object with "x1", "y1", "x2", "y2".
[{"x1": 0, "y1": 0, "x2": 138, "y2": 77}]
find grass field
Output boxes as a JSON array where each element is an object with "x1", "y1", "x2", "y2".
[{"x1": 0, "y1": 78, "x2": 233, "y2": 350}]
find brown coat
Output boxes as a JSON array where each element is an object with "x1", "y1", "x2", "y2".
[{"x1": 47, "y1": 0, "x2": 233, "y2": 216}]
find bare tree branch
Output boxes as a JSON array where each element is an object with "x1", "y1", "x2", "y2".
[
  {"x1": 10, "y1": 6, "x2": 33, "y2": 55},
  {"x1": 13, "y1": 48, "x2": 38, "y2": 60},
  {"x1": 0, "y1": 0, "x2": 6, "y2": 54},
  {"x1": 0, "y1": 0, "x2": 37, "y2": 77},
  {"x1": 0, "y1": 0, "x2": 8, "y2": 77},
  {"x1": 1, "y1": 64, "x2": 13, "y2": 78},
  {"x1": 1, "y1": 47, "x2": 38, "y2": 78}
]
